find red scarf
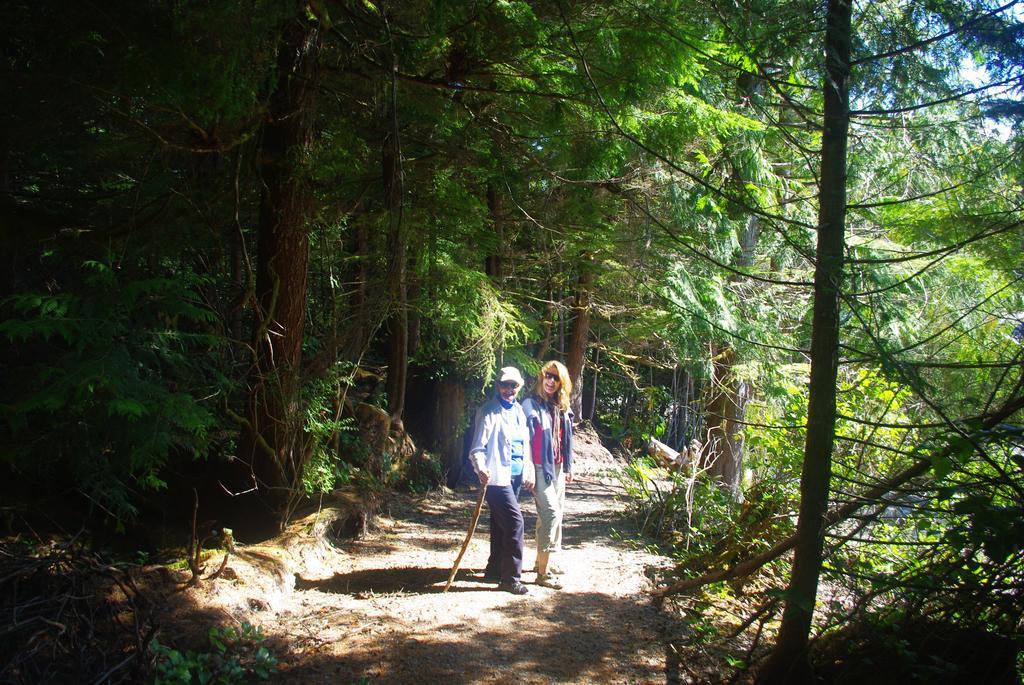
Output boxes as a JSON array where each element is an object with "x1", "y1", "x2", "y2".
[{"x1": 550, "y1": 405, "x2": 562, "y2": 465}]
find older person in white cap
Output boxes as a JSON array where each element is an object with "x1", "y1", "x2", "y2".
[{"x1": 469, "y1": 366, "x2": 534, "y2": 594}]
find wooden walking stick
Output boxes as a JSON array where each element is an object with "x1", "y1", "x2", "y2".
[{"x1": 443, "y1": 486, "x2": 486, "y2": 592}]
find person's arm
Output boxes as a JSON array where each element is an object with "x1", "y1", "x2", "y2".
[
  {"x1": 470, "y1": 411, "x2": 492, "y2": 486},
  {"x1": 563, "y1": 413, "x2": 573, "y2": 484},
  {"x1": 522, "y1": 415, "x2": 535, "y2": 491}
]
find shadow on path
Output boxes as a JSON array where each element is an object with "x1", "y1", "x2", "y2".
[
  {"x1": 295, "y1": 566, "x2": 493, "y2": 596},
  {"x1": 281, "y1": 589, "x2": 664, "y2": 684}
]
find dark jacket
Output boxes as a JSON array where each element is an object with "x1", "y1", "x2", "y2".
[{"x1": 522, "y1": 397, "x2": 573, "y2": 485}]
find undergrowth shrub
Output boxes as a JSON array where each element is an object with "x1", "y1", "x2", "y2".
[
  {"x1": 0, "y1": 539, "x2": 152, "y2": 684},
  {"x1": 618, "y1": 458, "x2": 738, "y2": 554},
  {"x1": 302, "y1": 361, "x2": 358, "y2": 495},
  {"x1": 150, "y1": 622, "x2": 277, "y2": 685},
  {"x1": 811, "y1": 610, "x2": 1021, "y2": 685},
  {"x1": 0, "y1": 258, "x2": 224, "y2": 522}
]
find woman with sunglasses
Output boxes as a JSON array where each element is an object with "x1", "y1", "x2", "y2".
[{"x1": 522, "y1": 360, "x2": 574, "y2": 589}]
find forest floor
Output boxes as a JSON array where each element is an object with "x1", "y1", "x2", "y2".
[{"x1": 153, "y1": 429, "x2": 719, "y2": 684}]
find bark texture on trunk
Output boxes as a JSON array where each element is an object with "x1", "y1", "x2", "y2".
[
  {"x1": 702, "y1": 107, "x2": 762, "y2": 496},
  {"x1": 535, "y1": 292, "x2": 556, "y2": 361},
  {"x1": 566, "y1": 265, "x2": 594, "y2": 418},
  {"x1": 582, "y1": 345, "x2": 599, "y2": 422},
  {"x1": 433, "y1": 378, "x2": 467, "y2": 485},
  {"x1": 756, "y1": 1, "x2": 851, "y2": 681},
  {"x1": 485, "y1": 183, "x2": 504, "y2": 280},
  {"x1": 244, "y1": 9, "x2": 323, "y2": 528},
  {"x1": 383, "y1": 52, "x2": 408, "y2": 424},
  {"x1": 702, "y1": 345, "x2": 749, "y2": 498}
]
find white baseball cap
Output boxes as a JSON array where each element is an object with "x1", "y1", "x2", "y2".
[{"x1": 498, "y1": 366, "x2": 525, "y2": 387}]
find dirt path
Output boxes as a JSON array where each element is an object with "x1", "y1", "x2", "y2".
[{"x1": 239, "y1": 475, "x2": 674, "y2": 684}]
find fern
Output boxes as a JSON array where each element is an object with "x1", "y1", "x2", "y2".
[{"x1": 0, "y1": 259, "x2": 222, "y2": 520}]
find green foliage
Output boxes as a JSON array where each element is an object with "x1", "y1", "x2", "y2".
[
  {"x1": 150, "y1": 622, "x2": 277, "y2": 685},
  {"x1": 614, "y1": 362, "x2": 807, "y2": 575},
  {"x1": 681, "y1": 479, "x2": 746, "y2": 559},
  {"x1": 5, "y1": 5, "x2": 1024, "y2": 664},
  {"x1": 744, "y1": 365, "x2": 808, "y2": 489},
  {"x1": 817, "y1": 417, "x2": 1024, "y2": 639},
  {"x1": 618, "y1": 457, "x2": 670, "y2": 533},
  {"x1": 811, "y1": 609, "x2": 1021, "y2": 685},
  {"x1": 618, "y1": 457, "x2": 729, "y2": 557},
  {"x1": 0, "y1": 257, "x2": 222, "y2": 520},
  {"x1": 949, "y1": 493, "x2": 1024, "y2": 563},
  {"x1": 302, "y1": 362, "x2": 358, "y2": 494},
  {"x1": 401, "y1": 450, "x2": 446, "y2": 494},
  {"x1": 414, "y1": 261, "x2": 533, "y2": 380},
  {"x1": 620, "y1": 450, "x2": 797, "y2": 577},
  {"x1": 595, "y1": 369, "x2": 677, "y2": 450}
]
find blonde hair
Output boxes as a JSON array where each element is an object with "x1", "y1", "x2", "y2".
[{"x1": 536, "y1": 360, "x2": 572, "y2": 412}]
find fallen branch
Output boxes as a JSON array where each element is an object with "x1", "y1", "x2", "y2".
[{"x1": 648, "y1": 437, "x2": 700, "y2": 471}]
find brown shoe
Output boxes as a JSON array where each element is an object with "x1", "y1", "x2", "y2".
[{"x1": 536, "y1": 573, "x2": 563, "y2": 589}]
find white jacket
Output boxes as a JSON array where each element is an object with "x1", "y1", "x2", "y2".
[{"x1": 469, "y1": 396, "x2": 528, "y2": 487}]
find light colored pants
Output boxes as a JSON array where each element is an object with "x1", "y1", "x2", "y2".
[{"x1": 533, "y1": 462, "x2": 565, "y2": 553}]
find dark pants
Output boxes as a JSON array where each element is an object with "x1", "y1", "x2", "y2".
[
  {"x1": 484, "y1": 484, "x2": 524, "y2": 583},
  {"x1": 511, "y1": 456, "x2": 524, "y2": 497}
]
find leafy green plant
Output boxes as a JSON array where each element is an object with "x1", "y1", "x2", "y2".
[
  {"x1": 618, "y1": 457, "x2": 743, "y2": 561},
  {"x1": 303, "y1": 362, "x2": 358, "y2": 494},
  {"x1": 402, "y1": 450, "x2": 445, "y2": 493},
  {"x1": 150, "y1": 622, "x2": 277, "y2": 684},
  {"x1": 413, "y1": 259, "x2": 533, "y2": 380},
  {"x1": 0, "y1": 258, "x2": 223, "y2": 520}
]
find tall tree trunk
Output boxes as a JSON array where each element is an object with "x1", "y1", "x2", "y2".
[
  {"x1": 702, "y1": 344, "x2": 746, "y2": 497},
  {"x1": 756, "y1": 1, "x2": 850, "y2": 681},
  {"x1": 701, "y1": 72, "x2": 763, "y2": 495},
  {"x1": 433, "y1": 377, "x2": 467, "y2": 485},
  {"x1": 0, "y1": 131, "x2": 9, "y2": 198},
  {"x1": 0, "y1": 132, "x2": 11, "y2": 294},
  {"x1": 407, "y1": 272, "x2": 421, "y2": 359},
  {"x1": 382, "y1": 47, "x2": 408, "y2": 424},
  {"x1": 740, "y1": 213, "x2": 759, "y2": 266},
  {"x1": 244, "y1": 9, "x2": 322, "y2": 527},
  {"x1": 672, "y1": 368, "x2": 699, "y2": 450},
  {"x1": 485, "y1": 183, "x2": 504, "y2": 280},
  {"x1": 668, "y1": 365, "x2": 681, "y2": 447},
  {"x1": 535, "y1": 290, "x2": 556, "y2": 361},
  {"x1": 686, "y1": 372, "x2": 699, "y2": 446},
  {"x1": 621, "y1": 380, "x2": 637, "y2": 449},
  {"x1": 583, "y1": 345, "x2": 599, "y2": 422},
  {"x1": 341, "y1": 214, "x2": 372, "y2": 360},
  {"x1": 566, "y1": 263, "x2": 594, "y2": 417},
  {"x1": 701, "y1": 237, "x2": 757, "y2": 495}
]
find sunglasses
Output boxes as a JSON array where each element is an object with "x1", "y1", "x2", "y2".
[
  {"x1": 499, "y1": 381, "x2": 520, "y2": 389},
  {"x1": 543, "y1": 371, "x2": 560, "y2": 382}
]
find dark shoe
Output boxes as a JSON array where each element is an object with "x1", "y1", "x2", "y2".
[
  {"x1": 499, "y1": 580, "x2": 529, "y2": 595},
  {"x1": 482, "y1": 572, "x2": 500, "y2": 583}
]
